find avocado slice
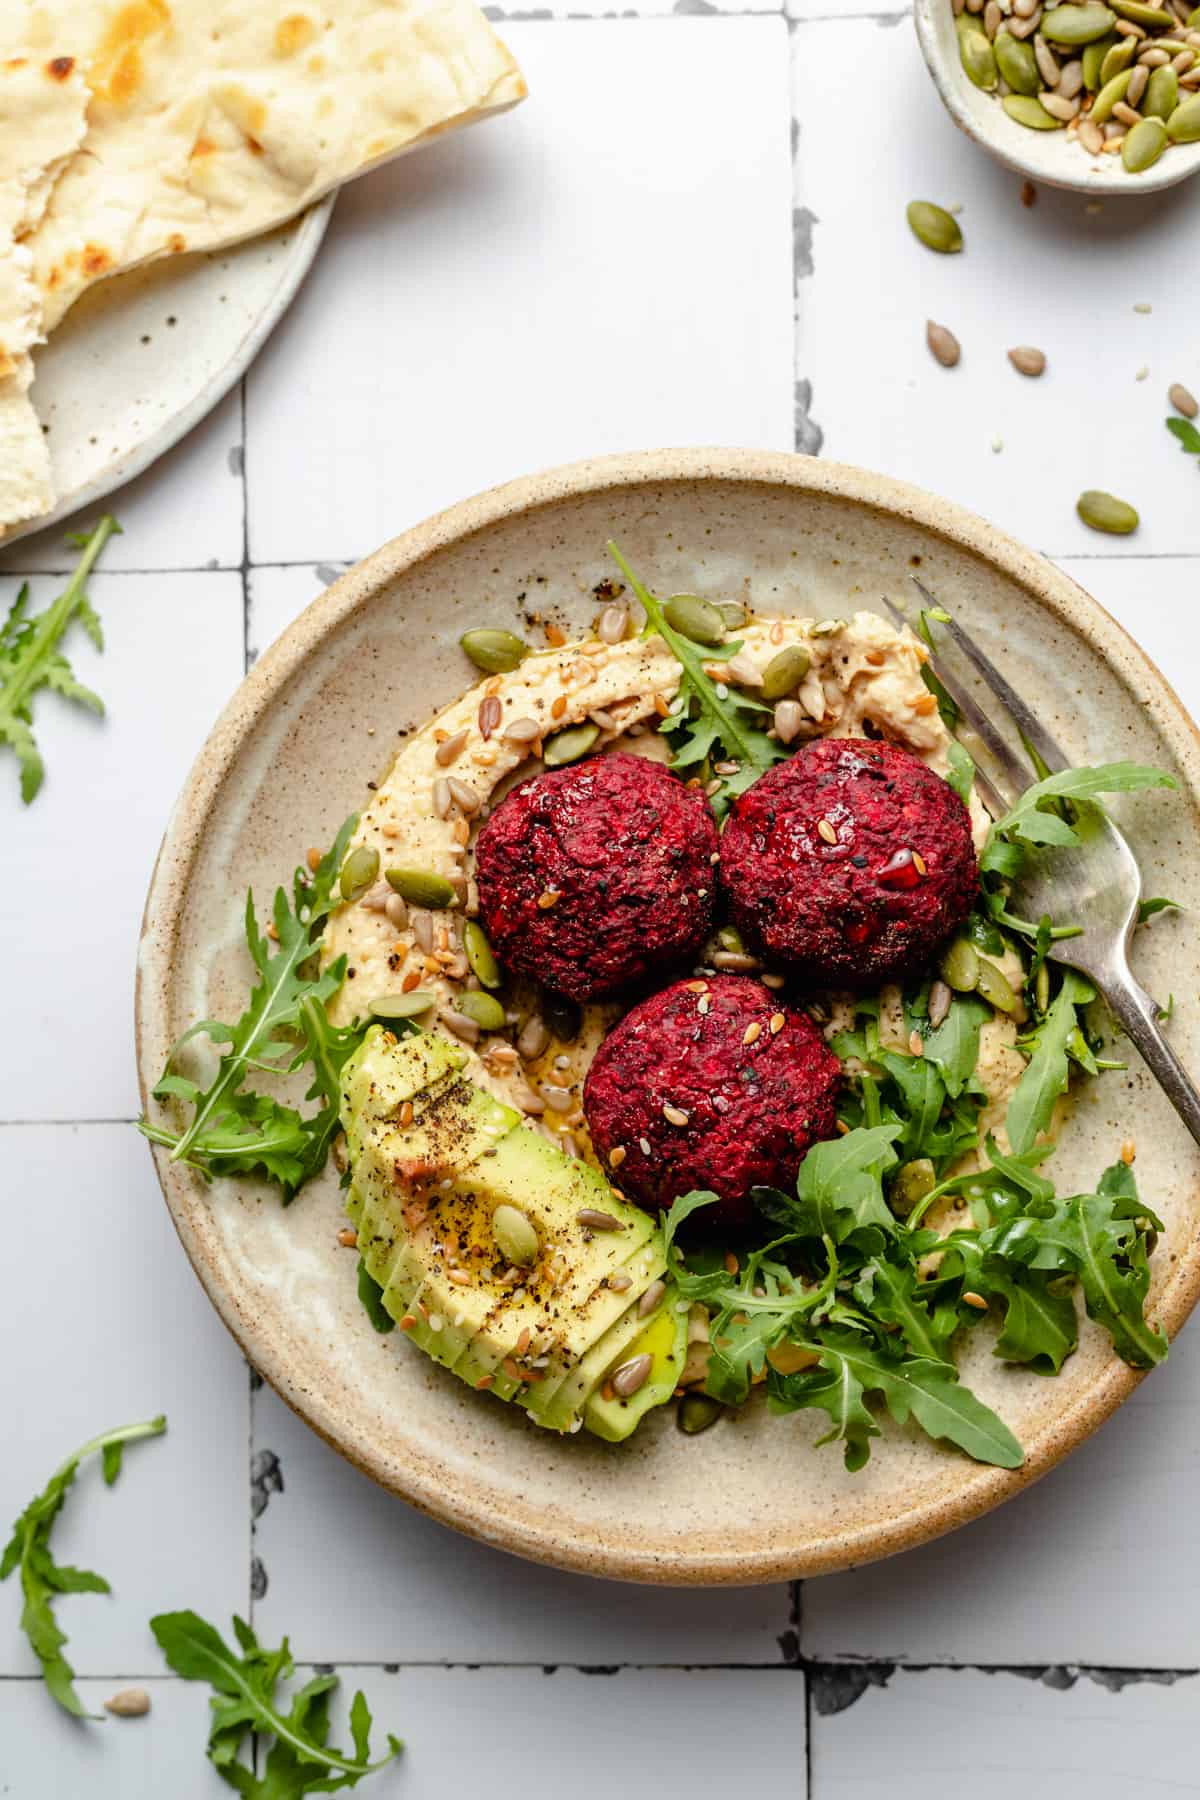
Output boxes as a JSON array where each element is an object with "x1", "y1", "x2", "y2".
[
  {"x1": 340, "y1": 1029, "x2": 679, "y2": 1437},
  {"x1": 584, "y1": 1300, "x2": 688, "y2": 1443}
]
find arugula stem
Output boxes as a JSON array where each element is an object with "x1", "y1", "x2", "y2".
[
  {"x1": 52, "y1": 1416, "x2": 166, "y2": 1484},
  {"x1": 0, "y1": 517, "x2": 118, "y2": 724}
]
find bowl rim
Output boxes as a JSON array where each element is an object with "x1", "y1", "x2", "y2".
[
  {"x1": 913, "y1": 0, "x2": 1200, "y2": 198},
  {"x1": 136, "y1": 446, "x2": 1200, "y2": 1585}
]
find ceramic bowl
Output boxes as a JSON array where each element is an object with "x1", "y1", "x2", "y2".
[
  {"x1": 914, "y1": 0, "x2": 1200, "y2": 196},
  {"x1": 136, "y1": 447, "x2": 1200, "y2": 1584}
]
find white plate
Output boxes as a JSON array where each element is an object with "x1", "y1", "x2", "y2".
[{"x1": 5, "y1": 198, "x2": 334, "y2": 545}]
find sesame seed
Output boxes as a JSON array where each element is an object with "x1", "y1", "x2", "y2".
[
  {"x1": 908, "y1": 1029, "x2": 924, "y2": 1057},
  {"x1": 817, "y1": 818, "x2": 837, "y2": 845},
  {"x1": 609, "y1": 1144, "x2": 627, "y2": 1168},
  {"x1": 399, "y1": 1100, "x2": 414, "y2": 1126},
  {"x1": 724, "y1": 1251, "x2": 739, "y2": 1276},
  {"x1": 835, "y1": 1119, "x2": 850, "y2": 1136},
  {"x1": 1121, "y1": 1138, "x2": 1136, "y2": 1165},
  {"x1": 663, "y1": 1103, "x2": 690, "y2": 1127},
  {"x1": 912, "y1": 850, "x2": 927, "y2": 876},
  {"x1": 698, "y1": 995, "x2": 711, "y2": 1015},
  {"x1": 399, "y1": 1314, "x2": 418, "y2": 1331},
  {"x1": 337, "y1": 1228, "x2": 358, "y2": 1248},
  {"x1": 963, "y1": 1291, "x2": 989, "y2": 1310},
  {"x1": 639, "y1": 1136, "x2": 652, "y2": 1155},
  {"x1": 537, "y1": 890, "x2": 561, "y2": 910},
  {"x1": 743, "y1": 1021, "x2": 762, "y2": 1046},
  {"x1": 475, "y1": 1375, "x2": 495, "y2": 1389},
  {"x1": 769, "y1": 1012, "x2": 785, "y2": 1035}
]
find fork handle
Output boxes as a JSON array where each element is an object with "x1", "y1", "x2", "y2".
[{"x1": 1098, "y1": 963, "x2": 1200, "y2": 1153}]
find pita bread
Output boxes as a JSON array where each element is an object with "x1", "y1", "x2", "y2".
[
  {"x1": 0, "y1": 52, "x2": 90, "y2": 533},
  {"x1": 21, "y1": 0, "x2": 526, "y2": 331}
]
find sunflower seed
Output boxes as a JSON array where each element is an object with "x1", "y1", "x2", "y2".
[
  {"x1": 612, "y1": 1353, "x2": 654, "y2": 1397},
  {"x1": 927, "y1": 320, "x2": 962, "y2": 367},
  {"x1": 1169, "y1": 381, "x2": 1199, "y2": 417},
  {"x1": 597, "y1": 605, "x2": 628, "y2": 644},
  {"x1": 774, "y1": 699, "x2": 806, "y2": 745},
  {"x1": 1008, "y1": 344, "x2": 1047, "y2": 375},
  {"x1": 639, "y1": 1278, "x2": 668, "y2": 1317},
  {"x1": 503, "y1": 716, "x2": 542, "y2": 744},
  {"x1": 435, "y1": 729, "x2": 469, "y2": 767},
  {"x1": 578, "y1": 1208, "x2": 623, "y2": 1231}
]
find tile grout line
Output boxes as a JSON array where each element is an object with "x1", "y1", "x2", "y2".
[{"x1": 3, "y1": 1660, "x2": 1197, "y2": 1679}]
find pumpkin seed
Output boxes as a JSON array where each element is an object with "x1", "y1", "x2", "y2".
[
  {"x1": 939, "y1": 937, "x2": 981, "y2": 992},
  {"x1": 1100, "y1": 30, "x2": 1138, "y2": 76},
  {"x1": 1122, "y1": 114, "x2": 1170, "y2": 162},
  {"x1": 719, "y1": 601, "x2": 749, "y2": 630},
  {"x1": 1189, "y1": 4, "x2": 1200, "y2": 22},
  {"x1": 1144, "y1": 63, "x2": 1179, "y2": 112},
  {"x1": 1167, "y1": 89, "x2": 1200, "y2": 134},
  {"x1": 1110, "y1": 0, "x2": 1174, "y2": 26},
  {"x1": 976, "y1": 957, "x2": 1022, "y2": 1014},
  {"x1": 927, "y1": 320, "x2": 962, "y2": 367},
  {"x1": 996, "y1": 28, "x2": 1043, "y2": 88},
  {"x1": 458, "y1": 990, "x2": 507, "y2": 1032},
  {"x1": 678, "y1": 1392, "x2": 723, "y2": 1435},
  {"x1": 543, "y1": 722, "x2": 599, "y2": 767},
  {"x1": 1077, "y1": 488, "x2": 1140, "y2": 533},
  {"x1": 1084, "y1": 31, "x2": 1120, "y2": 84},
  {"x1": 1003, "y1": 91, "x2": 1065, "y2": 122},
  {"x1": 1008, "y1": 344, "x2": 1047, "y2": 376},
  {"x1": 339, "y1": 844, "x2": 380, "y2": 903},
  {"x1": 385, "y1": 867, "x2": 457, "y2": 908},
  {"x1": 957, "y1": 15, "x2": 1000, "y2": 83},
  {"x1": 370, "y1": 990, "x2": 437, "y2": 1021},
  {"x1": 664, "y1": 593, "x2": 727, "y2": 645},
  {"x1": 1041, "y1": 1, "x2": 1115, "y2": 39},
  {"x1": 493, "y1": 1203, "x2": 539, "y2": 1266},
  {"x1": 1090, "y1": 66, "x2": 1134, "y2": 114},
  {"x1": 890, "y1": 1157, "x2": 936, "y2": 1217},
  {"x1": 906, "y1": 199, "x2": 964, "y2": 253},
  {"x1": 1169, "y1": 381, "x2": 1199, "y2": 417},
  {"x1": 460, "y1": 628, "x2": 529, "y2": 674},
  {"x1": 463, "y1": 921, "x2": 502, "y2": 990},
  {"x1": 761, "y1": 644, "x2": 812, "y2": 699}
]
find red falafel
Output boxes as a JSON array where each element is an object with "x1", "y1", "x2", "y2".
[
  {"x1": 719, "y1": 738, "x2": 978, "y2": 988},
  {"x1": 473, "y1": 752, "x2": 718, "y2": 1002},
  {"x1": 582, "y1": 974, "x2": 841, "y2": 1227}
]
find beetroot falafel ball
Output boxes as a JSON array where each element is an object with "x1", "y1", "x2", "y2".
[
  {"x1": 473, "y1": 752, "x2": 719, "y2": 1002},
  {"x1": 582, "y1": 975, "x2": 841, "y2": 1227},
  {"x1": 720, "y1": 738, "x2": 978, "y2": 988}
]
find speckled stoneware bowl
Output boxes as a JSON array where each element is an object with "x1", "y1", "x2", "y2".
[
  {"x1": 915, "y1": 0, "x2": 1200, "y2": 196},
  {"x1": 137, "y1": 448, "x2": 1200, "y2": 1585}
]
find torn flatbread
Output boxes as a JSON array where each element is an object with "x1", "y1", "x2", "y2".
[
  {"x1": 21, "y1": 0, "x2": 527, "y2": 331},
  {"x1": 0, "y1": 51, "x2": 90, "y2": 533}
]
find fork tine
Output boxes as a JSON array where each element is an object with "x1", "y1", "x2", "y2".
[
  {"x1": 913, "y1": 579, "x2": 1071, "y2": 776},
  {"x1": 879, "y1": 595, "x2": 1020, "y2": 819}
]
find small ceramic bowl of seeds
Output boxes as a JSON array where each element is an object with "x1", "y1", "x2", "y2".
[{"x1": 916, "y1": 0, "x2": 1200, "y2": 191}]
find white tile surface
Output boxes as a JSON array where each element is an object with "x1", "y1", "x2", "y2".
[
  {"x1": 1058, "y1": 558, "x2": 1200, "y2": 724},
  {"x1": 810, "y1": 1666, "x2": 1200, "y2": 1798},
  {"x1": 792, "y1": 15, "x2": 1200, "y2": 557},
  {"x1": 0, "y1": 569, "x2": 243, "y2": 1122},
  {"x1": 333, "y1": 1667, "x2": 804, "y2": 1794},
  {"x1": 252, "y1": 1386, "x2": 792, "y2": 1665},
  {"x1": 0, "y1": 1680, "x2": 229, "y2": 1800},
  {"x1": 0, "y1": 391, "x2": 245, "y2": 576},
  {"x1": 245, "y1": 18, "x2": 795, "y2": 565},
  {"x1": 0, "y1": 1125, "x2": 248, "y2": 1680}
]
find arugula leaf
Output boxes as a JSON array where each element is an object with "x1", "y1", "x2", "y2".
[
  {"x1": 946, "y1": 739, "x2": 975, "y2": 806},
  {"x1": 771, "y1": 1330, "x2": 1023, "y2": 1469},
  {"x1": 139, "y1": 817, "x2": 366, "y2": 1201},
  {"x1": 0, "y1": 517, "x2": 119, "y2": 803},
  {"x1": 152, "y1": 1611, "x2": 402, "y2": 1795},
  {"x1": 987, "y1": 763, "x2": 1175, "y2": 856},
  {"x1": 1, "y1": 1416, "x2": 166, "y2": 1717},
  {"x1": 769, "y1": 1344, "x2": 880, "y2": 1471},
  {"x1": 356, "y1": 1260, "x2": 395, "y2": 1334},
  {"x1": 1138, "y1": 896, "x2": 1180, "y2": 924},
  {"x1": 1167, "y1": 416, "x2": 1200, "y2": 456},
  {"x1": 607, "y1": 542, "x2": 787, "y2": 814},
  {"x1": 922, "y1": 995, "x2": 989, "y2": 1100},
  {"x1": 1006, "y1": 970, "x2": 1095, "y2": 1155},
  {"x1": 853, "y1": 1259, "x2": 957, "y2": 1363},
  {"x1": 787, "y1": 1124, "x2": 902, "y2": 1241}
]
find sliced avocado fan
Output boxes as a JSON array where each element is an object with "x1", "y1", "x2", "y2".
[{"x1": 340, "y1": 1026, "x2": 685, "y2": 1440}]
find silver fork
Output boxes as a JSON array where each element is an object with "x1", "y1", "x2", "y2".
[{"x1": 882, "y1": 582, "x2": 1200, "y2": 1152}]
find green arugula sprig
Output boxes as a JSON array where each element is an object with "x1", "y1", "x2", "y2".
[
  {"x1": 152, "y1": 1611, "x2": 402, "y2": 1796},
  {"x1": 980, "y1": 762, "x2": 1174, "y2": 874},
  {"x1": 607, "y1": 541, "x2": 786, "y2": 814},
  {"x1": 1167, "y1": 417, "x2": 1200, "y2": 459},
  {"x1": 665, "y1": 1117, "x2": 1166, "y2": 1470},
  {"x1": 0, "y1": 516, "x2": 119, "y2": 803},
  {"x1": 1, "y1": 1417, "x2": 166, "y2": 1717},
  {"x1": 140, "y1": 818, "x2": 367, "y2": 1201}
]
